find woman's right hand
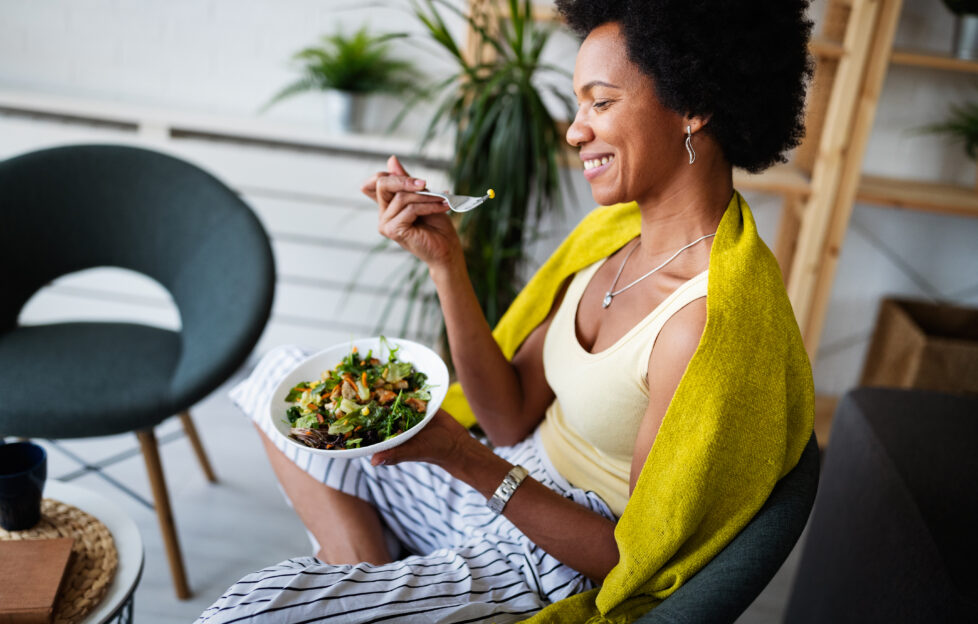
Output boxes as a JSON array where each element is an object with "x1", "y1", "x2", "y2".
[{"x1": 361, "y1": 155, "x2": 463, "y2": 270}]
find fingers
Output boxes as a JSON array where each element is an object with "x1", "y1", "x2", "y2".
[
  {"x1": 387, "y1": 154, "x2": 409, "y2": 177},
  {"x1": 371, "y1": 450, "x2": 394, "y2": 466},
  {"x1": 361, "y1": 171, "x2": 387, "y2": 201},
  {"x1": 375, "y1": 173, "x2": 427, "y2": 199},
  {"x1": 378, "y1": 193, "x2": 449, "y2": 242},
  {"x1": 386, "y1": 195, "x2": 449, "y2": 226},
  {"x1": 375, "y1": 175, "x2": 438, "y2": 221},
  {"x1": 361, "y1": 155, "x2": 411, "y2": 201}
]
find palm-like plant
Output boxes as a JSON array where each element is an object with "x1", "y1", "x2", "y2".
[
  {"x1": 265, "y1": 26, "x2": 419, "y2": 108},
  {"x1": 924, "y1": 100, "x2": 978, "y2": 160},
  {"x1": 388, "y1": 0, "x2": 573, "y2": 340}
]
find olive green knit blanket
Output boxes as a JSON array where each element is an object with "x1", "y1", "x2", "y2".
[{"x1": 441, "y1": 192, "x2": 814, "y2": 623}]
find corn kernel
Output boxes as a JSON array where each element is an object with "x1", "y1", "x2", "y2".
[
  {"x1": 487, "y1": 189, "x2": 495, "y2": 199},
  {"x1": 361, "y1": 407, "x2": 370, "y2": 416}
]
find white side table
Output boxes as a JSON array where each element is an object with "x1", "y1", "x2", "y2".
[{"x1": 45, "y1": 480, "x2": 144, "y2": 624}]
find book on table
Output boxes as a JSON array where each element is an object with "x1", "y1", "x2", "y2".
[{"x1": 0, "y1": 537, "x2": 74, "y2": 624}]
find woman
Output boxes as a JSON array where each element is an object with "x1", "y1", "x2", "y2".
[{"x1": 199, "y1": 1, "x2": 814, "y2": 622}]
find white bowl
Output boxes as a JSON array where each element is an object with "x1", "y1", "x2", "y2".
[{"x1": 268, "y1": 337, "x2": 449, "y2": 459}]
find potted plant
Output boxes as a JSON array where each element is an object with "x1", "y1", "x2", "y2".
[
  {"x1": 942, "y1": 0, "x2": 978, "y2": 60},
  {"x1": 385, "y1": 0, "x2": 574, "y2": 342},
  {"x1": 264, "y1": 26, "x2": 420, "y2": 134},
  {"x1": 924, "y1": 99, "x2": 978, "y2": 159}
]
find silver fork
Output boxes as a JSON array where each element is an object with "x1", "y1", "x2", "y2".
[{"x1": 417, "y1": 189, "x2": 494, "y2": 213}]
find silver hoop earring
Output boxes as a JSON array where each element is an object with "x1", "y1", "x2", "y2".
[{"x1": 685, "y1": 125, "x2": 696, "y2": 165}]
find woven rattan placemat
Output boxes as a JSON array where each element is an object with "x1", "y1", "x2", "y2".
[{"x1": 0, "y1": 498, "x2": 118, "y2": 624}]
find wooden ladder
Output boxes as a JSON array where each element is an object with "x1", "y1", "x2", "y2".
[{"x1": 783, "y1": 0, "x2": 905, "y2": 362}]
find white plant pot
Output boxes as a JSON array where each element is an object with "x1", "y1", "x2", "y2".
[
  {"x1": 324, "y1": 90, "x2": 366, "y2": 134},
  {"x1": 953, "y1": 15, "x2": 978, "y2": 61}
]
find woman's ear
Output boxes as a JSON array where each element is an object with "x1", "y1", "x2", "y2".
[{"x1": 683, "y1": 114, "x2": 712, "y2": 134}]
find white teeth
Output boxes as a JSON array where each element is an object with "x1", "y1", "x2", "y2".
[{"x1": 582, "y1": 155, "x2": 614, "y2": 170}]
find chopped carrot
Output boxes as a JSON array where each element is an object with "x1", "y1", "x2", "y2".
[
  {"x1": 342, "y1": 373, "x2": 356, "y2": 387},
  {"x1": 361, "y1": 371, "x2": 368, "y2": 388},
  {"x1": 352, "y1": 346, "x2": 358, "y2": 353},
  {"x1": 315, "y1": 413, "x2": 325, "y2": 424}
]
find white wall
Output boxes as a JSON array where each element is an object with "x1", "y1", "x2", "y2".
[
  {"x1": 1, "y1": 0, "x2": 976, "y2": 397},
  {"x1": 0, "y1": 0, "x2": 457, "y2": 128}
]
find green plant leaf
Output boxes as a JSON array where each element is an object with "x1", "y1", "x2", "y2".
[
  {"x1": 920, "y1": 99, "x2": 978, "y2": 160},
  {"x1": 383, "y1": 0, "x2": 574, "y2": 347},
  {"x1": 263, "y1": 24, "x2": 423, "y2": 111}
]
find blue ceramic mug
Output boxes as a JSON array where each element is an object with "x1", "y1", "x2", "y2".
[{"x1": 0, "y1": 441, "x2": 47, "y2": 531}]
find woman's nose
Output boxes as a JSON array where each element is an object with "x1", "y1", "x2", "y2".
[{"x1": 566, "y1": 109, "x2": 593, "y2": 147}]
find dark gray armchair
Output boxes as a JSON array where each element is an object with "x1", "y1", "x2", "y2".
[
  {"x1": 784, "y1": 388, "x2": 978, "y2": 623},
  {"x1": 0, "y1": 144, "x2": 275, "y2": 599}
]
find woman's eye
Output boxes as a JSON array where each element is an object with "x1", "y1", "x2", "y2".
[{"x1": 593, "y1": 100, "x2": 612, "y2": 111}]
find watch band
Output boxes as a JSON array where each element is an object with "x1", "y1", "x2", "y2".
[{"x1": 487, "y1": 465, "x2": 529, "y2": 515}]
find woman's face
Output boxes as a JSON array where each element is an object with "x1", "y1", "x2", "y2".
[{"x1": 567, "y1": 22, "x2": 686, "y2": 207}]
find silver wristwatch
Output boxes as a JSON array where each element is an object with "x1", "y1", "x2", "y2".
[{"x1": 487, "y1": 465, "x2": 529, "y2": 515}]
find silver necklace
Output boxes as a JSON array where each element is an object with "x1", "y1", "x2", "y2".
[{"x1": 602, "y1": 232, "x2": 716, "y2": 309}]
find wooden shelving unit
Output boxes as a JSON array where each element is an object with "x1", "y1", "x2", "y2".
[
  {"x1": 735, "y1": 0, "x2": 978, "y2": 446},
  {"x1": 736, "y1": 0, "x2": 978, "y2": 362}
]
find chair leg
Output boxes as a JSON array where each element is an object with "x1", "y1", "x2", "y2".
[
  {"x1": 136, "y1": 428, "x2": 191, "y2": 600},
  {"x1": 179, "y1": 411, "x2": 217, "y2": 483}
]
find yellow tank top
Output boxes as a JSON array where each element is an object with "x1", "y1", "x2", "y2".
[{"x1": 538, "y1": 258, "x2": 708, "y2": 516}]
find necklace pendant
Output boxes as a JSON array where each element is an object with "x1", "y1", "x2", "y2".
[{"x1": 602, "y1": 292, "x2": 613, "y2": 308}]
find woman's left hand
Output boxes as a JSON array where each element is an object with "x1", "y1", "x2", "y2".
[{"x1": 370, "y1": 409, "x2": 475, "y2": 469}]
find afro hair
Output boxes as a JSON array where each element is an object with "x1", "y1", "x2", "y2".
[{"x1": 556, "y1": 0, "x2": 813, "y2": 173}]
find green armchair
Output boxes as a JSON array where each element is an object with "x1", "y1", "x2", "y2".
[{"x1": 0, "y1": 144, "x2": 275, "y2": 598}]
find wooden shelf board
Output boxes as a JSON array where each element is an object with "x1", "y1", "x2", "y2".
[
  {"x1": 809, "y1": 40, "x2": 978, "y2": 74},
  {"x1": 733, "y1": 167, "x2": 977, "y2": 218},
  {"x1": 857, "y1": 175, "x2": 978, "y2": 217},
  {"x1": 734, "y1": 164, "x2": 811, "y2": 197},
  {"x1": 890, "y1": 48, "x2": 978, "y2": 74},
  {"x1": 810, "y1": 37, "x2": 844, "y2": 60}
]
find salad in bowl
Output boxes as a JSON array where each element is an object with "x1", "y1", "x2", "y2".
[{"x1": 268, "y1": 337, "x2": 449, "y2": 459}]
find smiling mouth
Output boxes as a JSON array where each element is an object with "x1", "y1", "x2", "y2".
[{"x1": 583, "y1": 155, "x2": 615, "y2": 170}]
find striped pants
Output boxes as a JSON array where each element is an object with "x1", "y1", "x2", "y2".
[{"x1": 197, "y1": 346, "x2": 616, "y2": 624}]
